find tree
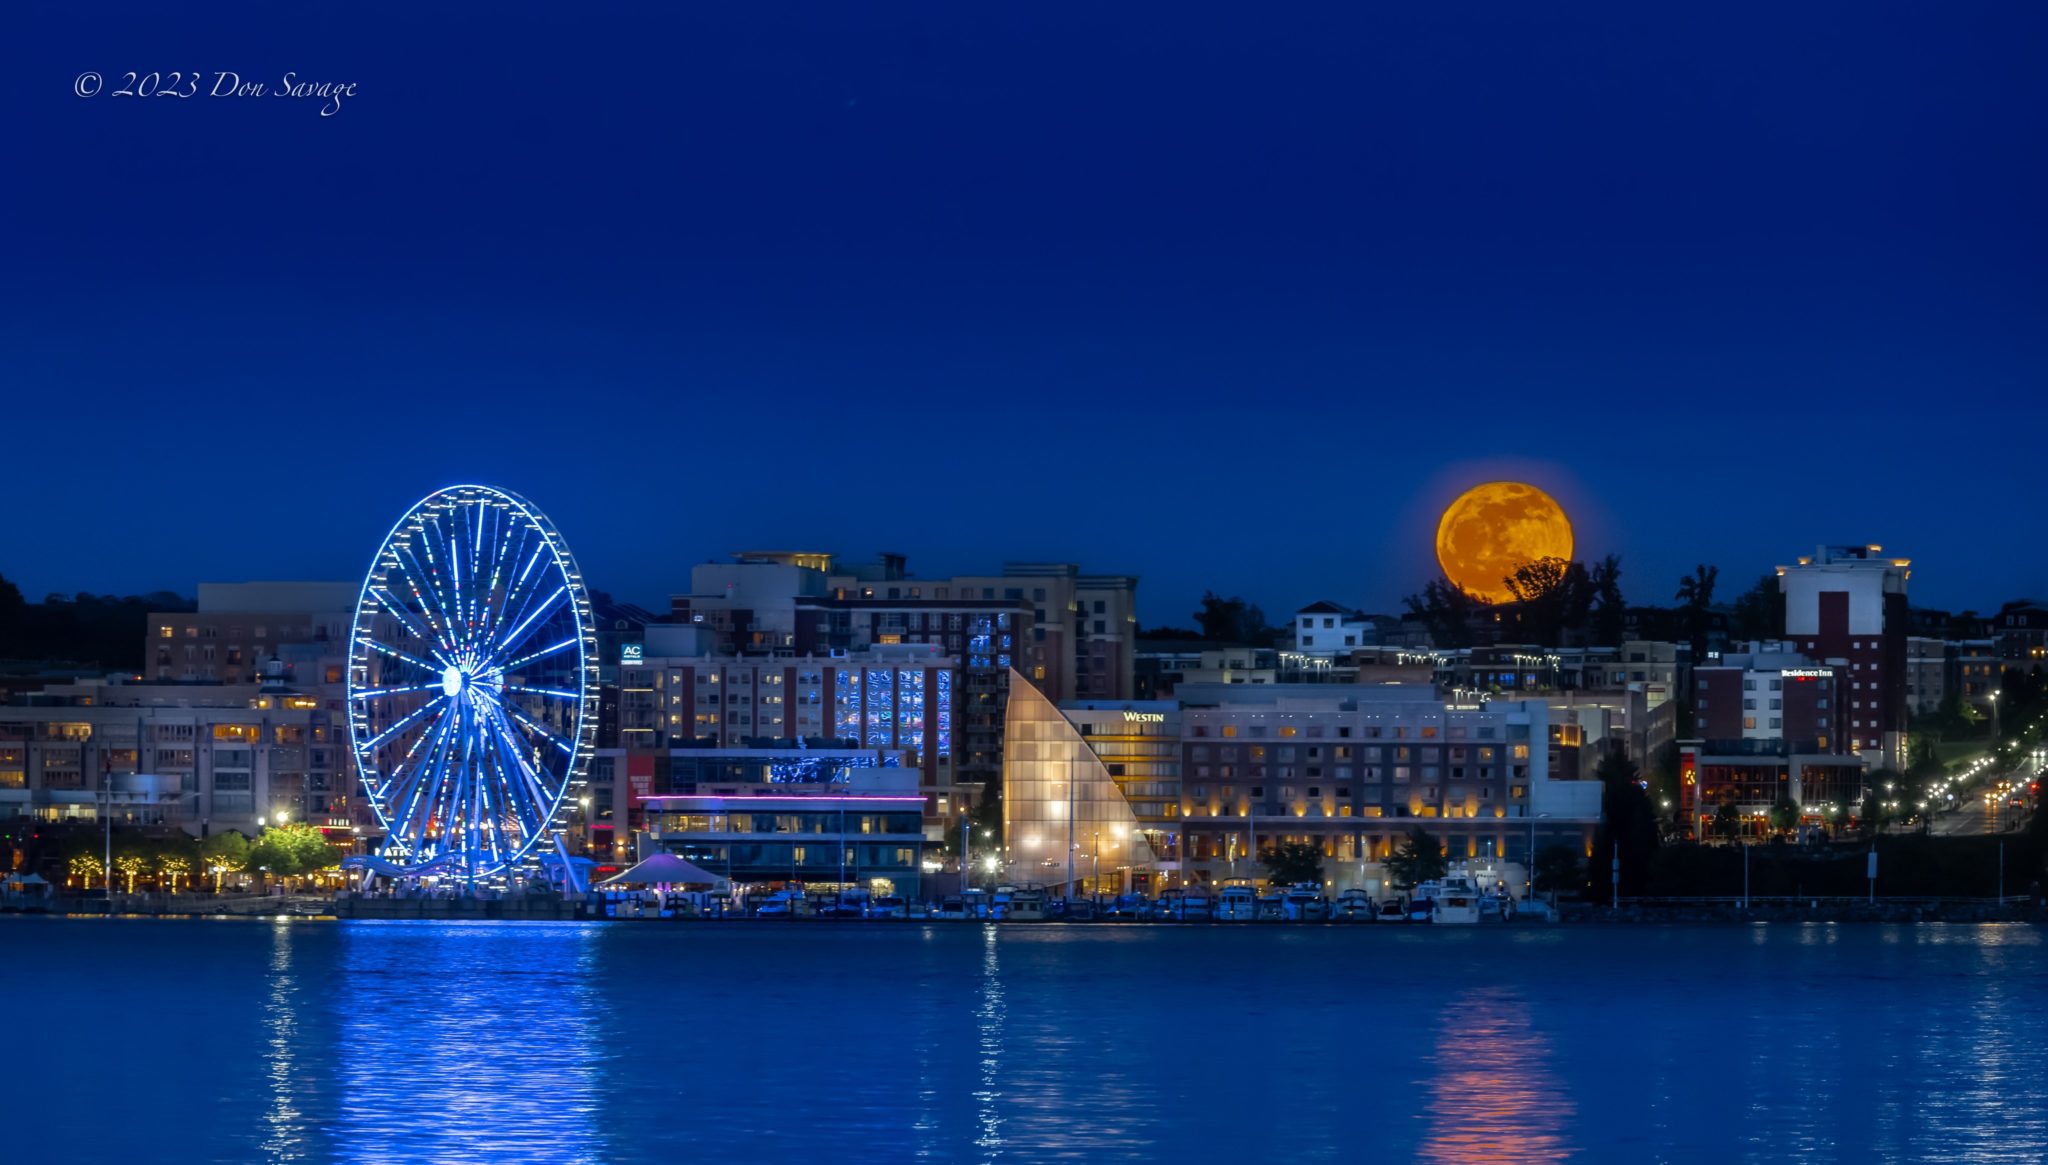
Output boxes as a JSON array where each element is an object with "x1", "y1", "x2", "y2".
[
  {"x1": 1260, "y1": 841, "x2": 1324, "y2": 887},
  {"x1": 1589, "y1": 750, "x2": 1659, "y2": 900},
  {"x1": 1501, "y1": 557, "x2": 1591, "y2": 647},
  {"x1": 1674, "y1": 564, "x2": 1719, "y2": 662},
  {"x1": 249, "y1": 823, "x2": 338, "y2": 888},
  {"x1": 1768, "y1": 797, "x2": 1800, "y2": 836},
  {"x1": 1386, "y1": 827, "x2": 1448, "y2": 889},
  {"x1": 1193, "y1": 593, "x2": 1273, "y2": 644},
  {"x1": 1905, "y1": 737, "x2": 1944, "y2": 781},
  {"x1": 1532, "y1": 844, "x2": 1583, "y2": 899},
  {"x1": 153, "y1": 841, "x2": 195, "y2": 892},
  {"x1": 202, "y1": 831, "x2": 251, "y2": 892},
  {"x1": 1403, "y1": 578, "x2": 1477, "y2": 648},
  {"x1": 1587, "y1": 555, "x2": 1627, "y2": 647},
  {"x1": 113, "y1": 851, "x2": 148, "y2": 894},
  {"x1": 1728, "y1": 574, "x2": 1782, "y2": 643},
  {"x1": 68, "y1": 851, "x2": 103, "y2": 889},
  {"x1": 1713, "y1": 802, "x2": 1741, "y2": 840}
]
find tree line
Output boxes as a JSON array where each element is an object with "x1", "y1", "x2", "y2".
[{"x1": 0, "y1": 572, "x2": 193, "y2": 671}]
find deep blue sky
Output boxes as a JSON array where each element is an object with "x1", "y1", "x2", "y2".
[{"x1": 7, "y1": 4, "x2": 2046, "y2": 623}]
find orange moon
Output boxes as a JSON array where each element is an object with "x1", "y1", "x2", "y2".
[{"x1": 1435, "y1": 482, "x2": 1574, "y2": 604}]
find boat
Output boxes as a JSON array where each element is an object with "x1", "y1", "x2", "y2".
[
  {"x1": 1104, "y1": 894, "x2": 1150, "y2": 921},
  {"x1": 1157, "y1": 889, "x2": 1212, "y2": 921},
  {"x1": 992, "y1": 884, "x2": 1047, "y2": 921},
  {"x1": 868, "y1": 895, "x2": 907, "y2": 919},
  {"x1": 1215, "y1": 883, "x2": 1260, "y2": 922},
  {"x1": 1476, "y1": 890, "x2": 1508, "y2": 922},
  {"x1": 1332, "y1": 888, "x2": 1374, "y2": 921},
  {"x1": 754, "y1": 889, "x2": 811, "y2": 919},
  {"x1": 1256, "y1": 893, "x2": 1285, "y2": 921},
  {"x1": 819, "y1": 889, "x2": 869, "y2": 919},
  {"x1": 1054, "y1": 898, "x2": 1099, "y2": 922},
  {"x1": 1375, "y1": 898, "x2": 1408, "y2": 923},
  {"x1": 1408, "y1": 882, "x2": 1439, "y2": 923},
  {"x1": 1432, "y1": 874, "x2": 1482, "y2": 925},
  {"x1": 1282, "y1": 883, "x2": 1329, "y2": 922}
]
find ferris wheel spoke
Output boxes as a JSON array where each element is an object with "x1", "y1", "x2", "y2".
[
  {"x1": 385, "y1": 705, "x2": 459, "y2": 853},
  {"x1": 485, "y1": 702, "x2": 556, "y2": 830},
  {"x1": 368, "y1": 585, "x2": 449, "y2": 656},
  {"x1": 396, "y1": 539, "x2": 465, "y2": 655},
  {"x1": 351, "y1": 683, "x2": 440, "y2": 701},
  {"x1": 363, "y1": 637, "x2": 449, "y2": 678},
  {"x1": 372, "y1": 697, "x2": 452, "y2": 804},
  {"x1": 476, "y1": 509, "x2": 523, "y2": 643},
  {"x1": 492, "y1": 585, "x2": 567, "y2": 661},
  {"x1": 479, "y1": 726, "x2": 539, "y2": 860},
  {"x1": 362, "y1": 694, "x2": 447, "y2": 752},
  {"x1": 500, "y1": 637, "x2": 579, "y2": 674},
  {"x1": 481, "y1": 540, "x2": 547, "y2": 651},
  {"x1": 504, "y1": 702, "x2": 579, "y2": 756}
]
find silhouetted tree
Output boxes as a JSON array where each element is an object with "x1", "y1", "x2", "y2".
[
  {"x1": 1386, "y1": 827, "x2": 1449, "y2": 889},
  {"x1": 1403, "y1": 579, "x2": 1477, "y2": 648},
  {"x1": 1728, "y1": 573, "x2": 1782, "y2": 643},
  {"x1": 1193, "y1": 593, "x2": 1274, "y2": 644},
  {"x1": 1587, "y1": 555, "x2": 1627, "y2": 647},
  {"x1": 1260, "y1": 841, "x2": 1324, "y2": 887},
  {"x1": 1587, "y1": 750, "x2": 1659, "y2": 900},
  {"x1": 1501, "y1": 557, "x2": 1591, "y2": 647},
  {"x1": 1532, "y1": 844, "x2": 1583, "y2": 899},
  {"x1": 1674, "y1": 564, "x2": 1719, "y2": 662}
]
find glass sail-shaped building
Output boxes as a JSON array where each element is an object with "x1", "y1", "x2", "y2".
[{"x1": 1000, "y1": 674, "x2": 1178, "y2": 895}]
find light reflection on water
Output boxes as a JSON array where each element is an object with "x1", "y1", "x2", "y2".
[
  {"x1": 333, "y1": 922, "x2": 603, "y2": 1165},
  {"x1": 262, "y1": 920, "x2": 312, "y2": 1163},
  {"x1": 1418, "y1": 987, "x2": 1573, "y2": 1164},
  {"x1": 9, "y1": 919, "x2": 2048, "y2": 1164}
]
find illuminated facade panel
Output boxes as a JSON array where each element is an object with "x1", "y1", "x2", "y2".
[{"x1": 1001, "y1": 674, "x2": 1157, "y2": 896}]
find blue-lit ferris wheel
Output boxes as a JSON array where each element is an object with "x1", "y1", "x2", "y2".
[{"x1": 346, "y1": 485, "x2": 598, "y2": 879}]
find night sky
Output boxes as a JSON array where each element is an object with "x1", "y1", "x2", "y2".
[{"x1": 9, "y1": 4, "x2": 2046, "y2": 623}]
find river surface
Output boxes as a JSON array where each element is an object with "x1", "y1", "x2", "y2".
[{"x1": 8, "y1": 918, "x2": 2047, "y2": 1164}]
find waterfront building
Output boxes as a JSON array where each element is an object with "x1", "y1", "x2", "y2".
[
  {"x1": 636, "y1": 757, "x2": 927, "y2": 899},
  {"x1": 660, "y1": 552, "x2": 1138, "y2": 816},
  {"x1": 1777, "y1": 544, "x2": 1911, "y2": 767},
  {"x1": 0, "y1": 675, "x2": 360, "y2": 841},
  {"x1": 1543, "y1": 689, "x2": 1677, "y2": 777},
  {"x1": 593, "y1": 628, "x2": 961, "y2": 856},
  {"x1": 1683, "y1": 644, "x2": 1866, "y2": 837},
  {"x1": 1001, "y1": 677, "x2": 1600, "y2": 894},
  {"x1": 146, "y1": 581, "x2": 356, "y2": 686}
]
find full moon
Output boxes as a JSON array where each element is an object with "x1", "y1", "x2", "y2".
[{"x1": 1435, "y1": 481, "x2": 1575, "y2": 604}]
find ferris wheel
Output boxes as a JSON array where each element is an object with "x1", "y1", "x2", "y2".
[{"x1": 346, "y1": 485, "x2": 598, "y2": 879}]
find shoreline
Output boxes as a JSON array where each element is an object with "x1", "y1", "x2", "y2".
[{"x1": 7, "y1": 899, "x2": 2044, "y2": 927}]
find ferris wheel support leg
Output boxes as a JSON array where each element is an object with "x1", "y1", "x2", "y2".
[{"x1": 555, "y1": 833, "x2": 587, "y2": 898}]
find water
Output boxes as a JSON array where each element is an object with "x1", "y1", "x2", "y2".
[{"x1": 9, "y1": 918, "x2": 2047, "y2": 1164}]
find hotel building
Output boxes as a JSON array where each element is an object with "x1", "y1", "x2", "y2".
[
  {"x1": 1002, "y1": 678, "x2": 1601, "y2": 894},
  {"x1": 1777, "y1": 544, "x2": 1910, "y2": 768}
]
